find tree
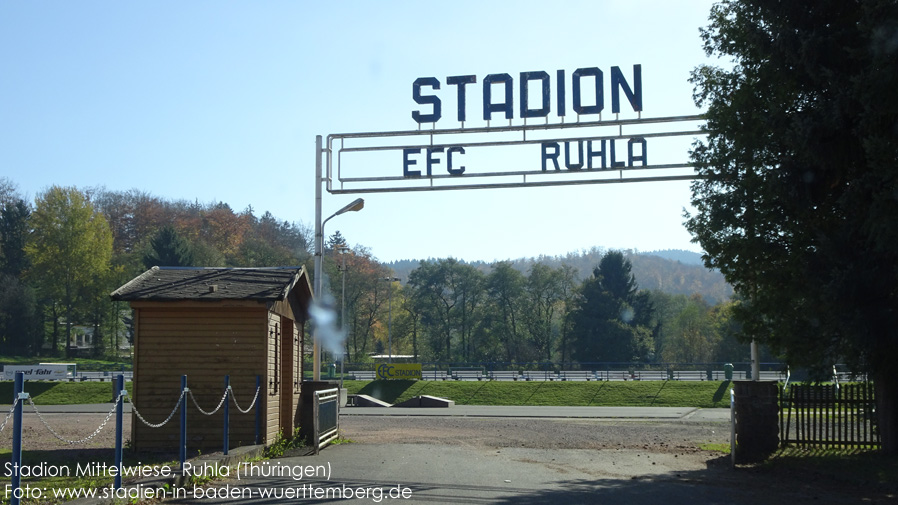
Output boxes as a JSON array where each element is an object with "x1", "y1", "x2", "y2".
[
  {"x1": 0, "y1": 274, "x2": 39, "y2": 354},
  {"x1": 407, "y1": 258, "x2": 485, "y2": 362},
  {"x1": 523, "y1": 263, "x2": 576, "y2": 363},
  {"x1": 326, "y1": 246, "x2": 391, "y2": 361},
  {"x1": 659, "y1": 294, "x2": 718, "y2": 363},
  {"x1": 686, "y1": 0, "x2": 898, "y2": 453},
  {"x1": 0, "y1": 177, "x2": 19, "y2": 207},
  {"x1": 571, "y1": 251, "x2": 654, "y2": 363},
  {"x1": 142, "y1": 225, "x2": 195, "y2": 268},
  {"x1": 1, "y1": 199, "x2": 30, "y2": 277},
  {"x1": 26, "y1": 186, "x2": 113, "y2": 357},
  {"x1": 408, "y1": 259, "x2": 458, "y2": 361},
  {"x1": 0, "y1": 195, "x2": 40, "y2": 354},
  {"x1": 327, "y1": 231, "x2": 347, "y2": 251},
  {"x1": 485, "y1": 261, "x2": 526, "y2": 362}
]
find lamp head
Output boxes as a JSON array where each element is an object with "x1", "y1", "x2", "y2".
[{"x1": 335, "y1": 198, "x2": 364, "y2": 216}]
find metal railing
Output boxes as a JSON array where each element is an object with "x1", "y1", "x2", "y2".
[
  {"x1": 313, "y1": 388, "x2": 340, "y2": 454},
  {"x1": 334, "y1": 362, "x2": 798, "y2": 381}
]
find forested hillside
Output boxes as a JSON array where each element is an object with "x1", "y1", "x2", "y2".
[
  {"x1": 388, "y1": 248, "x2": 732, "y2": 304},
  {"x1": 0, "y1": 181, "x2": 313, "y2": 358},
  {"x1": 2, "y1": 178, "x2": 743, "y2": 366}
]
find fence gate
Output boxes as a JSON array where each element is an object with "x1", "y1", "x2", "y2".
[{"x1": 780, "y1": 383, "x2": 880, "y2": 449}]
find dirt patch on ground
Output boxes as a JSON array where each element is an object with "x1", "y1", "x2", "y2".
[
  {"x1": 339, "y1": 415, "x2": 728, "y2": 475},
  {"x1": 342, "y1": 415, "x2": 726, "y2": 450},
  {"x1": 1, "y1": 412, "x2": 126, "y2": 452}
]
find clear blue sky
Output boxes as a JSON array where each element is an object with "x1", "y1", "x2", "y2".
[{"x1": 1, "y1": 1, "x2": 717, "y2": 263}]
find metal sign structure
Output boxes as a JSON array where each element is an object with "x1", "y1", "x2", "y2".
[
  {"x1": 322, "y1": 114, "x2": 703, "y2": 194},
  {"x1": 311, "y1": 64, "x2": 707, "y2": 380}
]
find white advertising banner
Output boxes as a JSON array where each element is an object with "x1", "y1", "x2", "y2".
[{"x1": 3, "y1": 364, "x2": 69, "y2": 380}]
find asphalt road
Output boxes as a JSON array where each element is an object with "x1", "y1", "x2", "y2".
[{"x1": 5, "y1": 405, "x2": 877, "y2": 505}]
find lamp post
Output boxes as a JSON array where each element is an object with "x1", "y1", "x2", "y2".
[
  {"x1": 382, "y1": 276, "x2": 400, "y2": 363},
  {"x1": 313, "y1": 196, "x2": 364, "y2": 381},
  {"x1": 337, "y1": 245, "x2": 350, "y2": 389}
]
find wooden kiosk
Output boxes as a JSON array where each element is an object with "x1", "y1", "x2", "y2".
[{"x1": 111, "y1": 266, "x2": 312, "y2": 451}]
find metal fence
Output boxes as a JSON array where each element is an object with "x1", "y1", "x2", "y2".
[
  {"x1": 332, "y1": 362, "x2": 793, "y2": 381},
  {"x1": 313, "y1": 388, "x2": 339, "y2": 454},
  {"x1": 780, "y1": 383, "x2": 880, "y2": 449}
]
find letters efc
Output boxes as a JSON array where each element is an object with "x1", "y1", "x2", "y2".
[
  {"x1": 377, "y1": 364, "x2": 422, "y2": 380},
  {"x1": 404, "y1": 65, "x2": 646, "y2": 177}
]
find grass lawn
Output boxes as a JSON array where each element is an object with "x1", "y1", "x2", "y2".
[
  {"x1": 343, "y1": 379, "x2": 734, "y2": 408},
  {"x1": 0, "y1": 381, "x2": 133, "y2": 405},
  {"x1": 0, "y1": 379, "x2": 731, "y2": 407},
  {"x1": 0, "y1": 355, "x2": 131, "y2": 370}
]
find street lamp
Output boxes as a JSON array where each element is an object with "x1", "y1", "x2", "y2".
[
  {"x1": 313, "y1": 197, "x2": 364, "y2": 381},
  {"x1": 337, "y1": 245, "x2": 350, "y2": 388},
  {"x1": 382, "y1": 276, "x2": 400, "y2": 363}
]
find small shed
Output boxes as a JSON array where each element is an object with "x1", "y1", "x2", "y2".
[{"x1": 111, "y1": 266, "x2": 313, "y2": 451}]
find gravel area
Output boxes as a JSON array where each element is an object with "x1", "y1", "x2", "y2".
[
  {"x1": 340, "y1": 415, "x2": 729, "y2": 454},
  {"x1": 1, "y1": 412, "x2": 126, "y2": 452},
  {"x1": 6, "y1": 410, "x2": 730, "y2": 455}
]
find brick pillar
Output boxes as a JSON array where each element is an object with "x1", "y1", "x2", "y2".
[{"x1": 733, "y1": 380, "x2": 779, "y2": 463}]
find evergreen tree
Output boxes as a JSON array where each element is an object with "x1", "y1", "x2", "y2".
[
  {"x1": 0, "y1": 199, "x2": 39, "y2": 353},
  {"x1": 0, "y1": 200, "x2": 30, "y2": 277},
  {"x1": 327, "y1": 231, "x2": 347, "y2": 251},
  {"x1": 571, "y1": 251, "x2": 654, "y2": 363},
  {"x1": 142, "y1": 225, "x2": 195, "y2": 268}
]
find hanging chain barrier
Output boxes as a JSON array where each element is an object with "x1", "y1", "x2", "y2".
[
  {"x1": 131, "y1": 389, "x2": 186, "y2": 428},
  {"x1": 6, "y1": 373, "x2": 263, "y2": 503},
  {"x1": 231, "y1": 386, "x2": 261, "y2": 414},
  {"x1": 26, "y1": 392, "x2": 124, "y2": 445},
  {"x1": 189, "y1": 388, "x2": 229, "y2": 416},
  {"x1": 11, "y1": 376, "x2": 261, "y2": 437},
  {"x1": 0, "y1": 397, "x2": 19, "y2": 433}
]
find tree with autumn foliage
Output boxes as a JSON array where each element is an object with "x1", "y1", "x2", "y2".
[
  {"x1": 324, "y1": 245, "x2": 393, "y2": 361},
  {"x1": 26, "y1": 186, "x2": 113, "y2": 357}
]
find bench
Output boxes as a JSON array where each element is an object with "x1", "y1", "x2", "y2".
[
  {"x1": 671, "y1": 370, "x2": 706, "y2": 381},
  {"x1": 452, "y1": 370, "x2": 485, "y2": 381},
  {"x1": 423, "y1": 370, "x2": 450, "y2": 381},
  {"x1": 489, "y1": 370, "x2": 522, "y2": 381},
  {"x1": 350, "y1": 371, "x2": 376, "y2": 380},
  {"x1": 631, "y1": 370, "x2": 668, "y2": 381},
  {"x1": 594, "y1": 370, "x2": 632, "y2": 381},
  {"x1": 558, "y1": 371, "x2": 594, "y2": 381},
  {"x1": 522, "y1": 370, "x2": 558, "y2": 381}
]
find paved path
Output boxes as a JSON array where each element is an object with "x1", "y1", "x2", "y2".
[{"x1": 162, "y1": 441, "x2": 862, "y2": 505}]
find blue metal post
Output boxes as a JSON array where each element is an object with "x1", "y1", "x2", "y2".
[
  {"x1": 255, "y1": 375, "x2": 261, "y2": 445},
  {"x1": 223, "y1": 375, "x2": 230, "y2": 455},
  {"x1": 180, "y1": 375, "x2": 187, "y2": 470},
  {"x1": 11, "y1": 372, "x2": 24, "y2": 505},
  {"x1": 114, "y1": 374, "x2": 124, "y2": 489}
]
